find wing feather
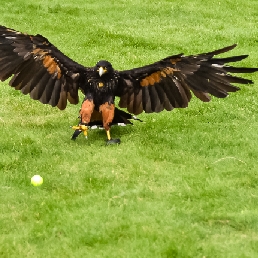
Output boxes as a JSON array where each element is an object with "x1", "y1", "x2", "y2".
[
  {"x1": 30, "y1": 72, "x2": 52, "y2": 100},
  {"x1": 57, "y1": 88, "x2": 68, "y2": 110},
  {"x1": 39, "y1": 76, "x2": 56, "y2": 104},
  {"x1": 133, "y1": 90, "x2": 143, "y2": 115},
  {"x1": 10, "y1": 60, "x2": 38, "y2": 89},
  {"x1": 19, "y1": 65, "x2": 47, "y2": 95},
  {"x1": 49, "y1": 80, "x2": 62, "y2": 107},
  {"x1": 127, "y1": 92, "x2": 134, "y2": 114},
  {"x1": 116, "y1": 44, "x2": 258, "y2": 115},
  {"x1": 148, "y1": 85, "x2": 162, "y2": 112},
  {"x1": 154, "y1": 83, "x2": 166, "y2": 106},
  {"x1": 162, "y1": 77, "x2": 178, "y2": 108},
  {"x1": 142, "y1": 87, "x2": 152, "y2": 113},
  {"x1": 0, "y1": 25, "x2": 91, "y2": 109}
]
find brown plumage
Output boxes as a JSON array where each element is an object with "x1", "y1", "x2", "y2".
[{"x1": 0, "y1": 25, "x2": 258, "y2": 143}]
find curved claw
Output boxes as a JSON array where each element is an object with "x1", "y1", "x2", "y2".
[
  {"x1": 106, "y1": 138, "x2": 121, "y2": 145},
  {"x1": 71, "y1": 125, "x2": 88, "y2": 138}
]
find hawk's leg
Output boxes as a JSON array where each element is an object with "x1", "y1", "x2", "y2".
[
  {"x1": 80, "y1": 99, "x2": 95, "y2": 124},
  {"x1": 71, "y1": 98, "x2": 94, "y2": 140},
  {"x1": 99, "y1": 102, "x2": 121, "y2": 144}
]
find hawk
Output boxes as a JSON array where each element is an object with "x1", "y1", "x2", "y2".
[{"x1": 0, "y1": 25, "x2": 257, "y2": 144}]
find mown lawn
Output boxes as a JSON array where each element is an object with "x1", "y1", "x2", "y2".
[{"x1": 0, "y1": 0, "x2": 258, "y2": 257}]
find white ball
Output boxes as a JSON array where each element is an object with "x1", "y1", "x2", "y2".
[{"x1": 31, "y1": 175, "x2": 43, "y2": 186}]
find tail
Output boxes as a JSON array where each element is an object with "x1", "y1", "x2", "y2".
[{"x1": 111, "y1": 108, "x2": 142, "y2": 126}]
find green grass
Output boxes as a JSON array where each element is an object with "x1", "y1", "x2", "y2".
[{"x1": 1, "y1": 0, "x2": 258, "y2": 257}]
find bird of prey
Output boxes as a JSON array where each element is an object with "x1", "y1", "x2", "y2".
[{"x1": 0, "y1": 25, "x2": 257, "y2": 144}]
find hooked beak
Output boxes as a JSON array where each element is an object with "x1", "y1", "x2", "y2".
[{"x1": 98, "y1": 66, "x2": 107, "y2": 77}]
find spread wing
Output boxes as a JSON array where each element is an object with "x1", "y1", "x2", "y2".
[
  {"x1": 116, "y1": 44, "x2": 258, "y2": 115},
  {"x1": 0, "y1": 25, "x2": 92, "y2": 110}
]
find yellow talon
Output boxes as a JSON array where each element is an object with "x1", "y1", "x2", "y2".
[{"x1": 72, "y1": 125, "x2": 88, "y2": 137}]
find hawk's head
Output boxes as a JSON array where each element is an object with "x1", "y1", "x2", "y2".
[{"x1": 95, "y1": 60, "x2": 114, "y2": 77}]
